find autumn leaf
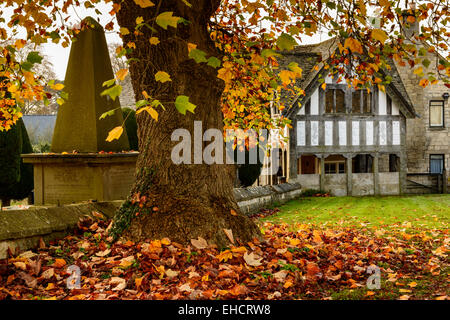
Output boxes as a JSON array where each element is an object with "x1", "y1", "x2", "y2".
[
  {"x1": 344, "y1": 37, "x2": 363, "y2": 54},
  {"x1": 106, "y1": 126, "x2": 124, "y2": 142},
  {"x1": 155, "y1": 71, "x2": 171, "y2": 83},
  {"x1": 191, "y1": 237, "x2": 208, "y2": 249},
  {"x1": 110, "y1": 277, "x2": 127, "y2": 291},
  {"x1": 243, "y1": 252, "x2": 262, "y2": 266},
  {"x1": 116, "y1": 69, "x2": 129, "y2": 81},
  {"x1": 149, "y1": 37, "x2": 160, "y2": 45},
  {"x1": 120, "y1": 27, "x2": 130, "y2": 35},
  {"x1": 156, "y1": 12, "x2": 180, "y2": 30},
  {"x1": 134, "y1": 0, "x2": 154, "y2": 8},
  {"x1": 223, "y1": 228, "x2": 235, "y2": 244},
  {"x1": 371, "y1": 29, "x2": 388, "y2": 44},
  {"x1": 53, "y1": 259, "x2": 66, "y2": 268},
  {"x1": 136, "y1": 16, "x2": 144, "y2": 25}
]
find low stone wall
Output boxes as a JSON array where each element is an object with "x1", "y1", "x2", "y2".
[
  {"x1": 234, "y1": 183, "x2": 302, "y2": 215},
  {"x1": 0, "y1": 183, "x2": 302, "y2": 258},
  {"x1": 0, "y1": 201, "x2": 121, "y2": 259}
]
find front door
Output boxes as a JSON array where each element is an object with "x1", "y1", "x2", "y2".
[{"x1": 301, "y1": 155, "x2": 316, "y2": 174}]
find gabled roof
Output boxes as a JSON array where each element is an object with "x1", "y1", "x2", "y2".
[{"x1": 279, "y1": 38, "x2": 417, "y2": 119}]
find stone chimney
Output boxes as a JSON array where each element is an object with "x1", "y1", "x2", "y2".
[{"x1": 401, "y1": 1, "x2": 420, "y2": 39}]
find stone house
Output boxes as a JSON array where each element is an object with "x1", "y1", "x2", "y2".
[{"x1": 273, "y1": 38, "x2": 422, "y2": 196}]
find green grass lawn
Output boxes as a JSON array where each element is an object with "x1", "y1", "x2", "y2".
[{"x1": 263, "y1": 194, "x2": 450, "y2": 230}]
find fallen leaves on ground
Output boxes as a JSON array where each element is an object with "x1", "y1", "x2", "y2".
[{"x1": 0, "y1": 214, "x2": 448, "y2": 300}]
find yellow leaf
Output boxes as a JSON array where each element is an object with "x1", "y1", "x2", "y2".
[
  {"x1": 187, "y1": 42, "x2": 197, "y2": 53},
  {"x1": 45, "y1": 283, "x2": 55, "y2": 291},
  {"x1": 155, "y1": 71, "x2": 171, "y2": 83},
  {"x1": 106, "y1": 126, "x2": 124, "y2": 142},
  {"x1": 419, "y1": 79, "x2": 429, "y2": 87},
  {"x1": 399, "y1": 289, "x2": 412, "y2": 293},
  {"x1": 146, "y1": 107, "x2": 158, "y2": 121},
  {"x1": 413, "y1": 67, "x2": 423, "y2": 76},
  {"x1": 149, "y1": 37, "x2": 160, "y2": 45},
  {"x1": 15, "y1": 39, "x2": 26, "y2": 49},
  {"x1": 134, "y1": 0, "x2": 155, "y2": 8},
  {"x1": 344, "y1": 37, "x2": 363, "y2": 54},
  {"x1": 8, "y1": 84, "x2": 18, "y2": 93},
  {"x1": 371, "y1": 29, "x2": 388, "y2": 44},
  {"x1": 283, "y1": 280, "x2": 293, "y2": 288},
  {"x1": 136, "y1": 16, "x2": 144, "y2": 25},
  {"x1": 23, "y1": 71, "x2": 35, "y2": 85},
  {"x1": 116, "y1": 68, "x2": 129, "y2": 81},
  {"x1": 135, "y1": 277, "x2": 143, "y2": 288},
  {"x1": 321, "y1": 83, "x2": 327, "y2": 90},
  {"x1": 279, "y1": 70, "x2": 295, "y2": 85},
  {"x1": 407, "y1": 281, "x2": 417, "y2": 288},
  {"x1": 52, "y1": 83, "x2": 64, "y2": 90},
  {"x1": 120, "y1": 27, "x2": 130, "y2": 35},
  {"x1": 366, "y1": 291, "x2": 376, "y2": 296}
]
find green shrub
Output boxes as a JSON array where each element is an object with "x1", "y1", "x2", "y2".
[
  {"x1": 300, "y1": 189, "x2": 329, "y2": 197},
  {"x1": 0, "y1": 118, "x2": 34, "y2": 206},
  {"x1": 122, "y1": 107, "x2": 138, "y2": 151},
  {"x1": 32, "y1": 141, "x2": 51, "y2": 153}
]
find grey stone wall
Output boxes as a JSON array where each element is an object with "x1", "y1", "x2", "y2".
[{"x1": 396, "y1": 51, "x2": 449, "y2": 189}]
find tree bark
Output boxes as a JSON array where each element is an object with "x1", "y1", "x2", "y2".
[{"x1": 111, "y1": 0, "x2": 260, "y2": 246}]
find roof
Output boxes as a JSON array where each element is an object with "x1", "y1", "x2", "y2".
[{"x1": 279, "y1": 38, "x2": 417, "y2": 119}]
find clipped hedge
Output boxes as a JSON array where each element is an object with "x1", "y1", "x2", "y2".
[{"x1": 0, "y1": 118, "x2": 34, "y2": 205}]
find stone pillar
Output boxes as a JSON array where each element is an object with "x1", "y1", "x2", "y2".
[
  {"x1": 373, "y1": 154, "x2": 380, "y2": 196},
  {"x1": 345, "y1": 155, "x2": 353, "y2": 196}
]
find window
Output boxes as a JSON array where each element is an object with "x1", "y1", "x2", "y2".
[
  {"x1": 430, "y1": 154, "x2": 444, "y2": 174},
  {"x1": 429, "y1": 101, "x2": 444, "y2": 127},
  {"x1": 325, "y1": 89, "x2": 345, "y2": 113},
  {"x1": 351, "y1": 90, "x2": 372, "y2": 114},
  {"x1": 324, "y1": 161, "x2": 345, "y2": 174}
]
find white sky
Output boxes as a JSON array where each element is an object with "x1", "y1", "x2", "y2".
[{"x1": 2, "y1": 2, "x2": 326, "y2": 80}]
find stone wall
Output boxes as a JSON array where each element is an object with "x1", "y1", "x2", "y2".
[
  {"x1": 379, "y1": 172, "x2": 400, "y2": 195},
  {"x1": 396, "y1": 50, "x2": 449, "y2": 191},
  {"x1": 352, "y1": 173, "x2": 375, "y2": 196},
  {"x1": 0, "y1": 201, "x2": 121, "y2": 259},
  {"x1": 0, "y1": 183, "x2": 302, "y2": 258}
]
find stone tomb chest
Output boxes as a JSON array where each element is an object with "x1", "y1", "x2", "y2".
[{"x1": 22, "y1": 153, "x2": 137, "y2": 205}]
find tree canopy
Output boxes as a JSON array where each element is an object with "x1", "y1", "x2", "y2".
[{"x1": 0, "y1": 0, "x2": 448, "y2": 140}]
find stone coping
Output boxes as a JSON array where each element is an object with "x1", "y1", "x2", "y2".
[
  {"x1": 22, "y1": 152, "x2": 139, "y2": 164},
  {"x1": 0, "y1": 201, "x2": 121, "y2": 242},
  {"x1": 233, "y1": 183, "x2": 301, "y2": 202}
]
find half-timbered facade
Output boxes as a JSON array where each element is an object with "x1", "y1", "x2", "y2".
[{"x1": 278, "y1": 39, "x2": 417, "y2": 196}]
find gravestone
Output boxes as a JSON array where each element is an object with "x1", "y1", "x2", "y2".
[
  {"x1": 52, "y1": 17, "x2": 129, "y2": 152},
  {"x1": 23, "y1": 17, "x2": 138, "y2": 205}
]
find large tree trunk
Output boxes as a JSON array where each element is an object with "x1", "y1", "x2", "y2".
[{"x1": 111, "y1": 0, "x2": 260, "y2": 246}]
